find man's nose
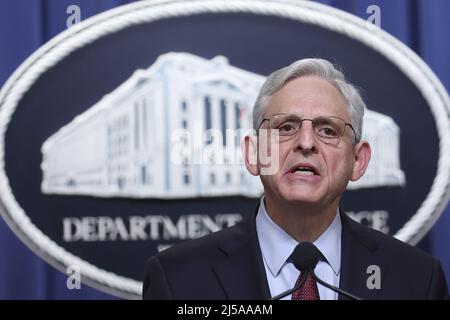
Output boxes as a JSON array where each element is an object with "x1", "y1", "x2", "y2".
[{"x1": 294, "y1": 120, "x2": 318, "y2": 152}]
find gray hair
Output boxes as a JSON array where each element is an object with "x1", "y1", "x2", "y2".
[{"x1": 253, "y1": 58, "x2": 366, "y2": 143}]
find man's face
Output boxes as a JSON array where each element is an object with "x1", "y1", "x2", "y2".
[{"x1": 257, "y1": 76, "x2": 360, "y2": 208}]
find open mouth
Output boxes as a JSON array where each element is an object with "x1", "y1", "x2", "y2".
[{"x1": 288, "y1": 164, "x2": 320, "y2": 176}]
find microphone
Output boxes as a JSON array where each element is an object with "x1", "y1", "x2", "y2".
[
  {"x1": 292, "y1": 242, "x2": 362, "y2": 300},
  {"x1": 271, "y1": 242, "x2": 322, "y2": 300}
]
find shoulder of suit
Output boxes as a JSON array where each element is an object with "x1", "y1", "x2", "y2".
[
  {"x1": 344, "y1": 213, "x2": 438, "y2": 265},
  {"x1": 154, "y1": 217, "x2": 247, "y2": 262},
  {"x1": 154, "y1": 211, "x2": 441, "y2": 274}
]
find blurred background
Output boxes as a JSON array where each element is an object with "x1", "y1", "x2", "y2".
[{"x1": 0, "y1": 0, "x2": 449, "y2": 299}]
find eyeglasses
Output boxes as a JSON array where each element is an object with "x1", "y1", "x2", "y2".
[{"x1": 258, "y1": 113, "x2": 356, "y2": 145}]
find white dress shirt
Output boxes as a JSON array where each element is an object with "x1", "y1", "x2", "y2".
[{"x1": 256, "y1": 197, "x2": 342, "y2": 300}]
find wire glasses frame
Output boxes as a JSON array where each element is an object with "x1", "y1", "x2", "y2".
[{"x1": 258, "y1": 113, "x2": 357, "y2": 145}]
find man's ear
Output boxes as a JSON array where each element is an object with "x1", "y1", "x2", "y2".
[
  {"x1": 242, "y1": 134, "x2": 259, "y2": 176},
  {"x1": 350, "y1": 140, "x2": 371, "y2": 181}
]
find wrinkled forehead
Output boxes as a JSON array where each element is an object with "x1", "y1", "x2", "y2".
[{"x1": 265, "y1": 76, "x2": 350, "y2": 121}]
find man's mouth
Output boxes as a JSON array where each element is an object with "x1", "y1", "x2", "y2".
[{"x1": 288, "y1": 164, "x2": 320, "y2": 176}]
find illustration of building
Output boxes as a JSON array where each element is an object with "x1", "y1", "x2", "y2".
[
  {"x1": 348, "y1": 109, "x2": 405, "y2": 189},
  {"x1": 41, "y1": 52, "x2": 405, "y2": 199}
]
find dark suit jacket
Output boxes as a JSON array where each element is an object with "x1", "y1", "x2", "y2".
[{"x1": 142, "y1": 208, "x2": 449, "y2": 300}]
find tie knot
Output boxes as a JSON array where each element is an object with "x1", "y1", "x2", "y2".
[{"x1": 290, "y1": 242, "x2": 325, "y2": 272}]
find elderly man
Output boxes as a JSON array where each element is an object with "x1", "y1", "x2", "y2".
[{"x1": 143, "y1": 58, "x2": 448, "y2": 300}]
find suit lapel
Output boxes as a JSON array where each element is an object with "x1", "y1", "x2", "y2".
[
  {"x1": 211, "y1": 207, "x2": 387, "y2": 300},
  {"x1": 212, "y1": 209, "x2": 271, "y2": 300},
  {"x1": 339, "y1": 211, "x2": 385, "y2": 300}
]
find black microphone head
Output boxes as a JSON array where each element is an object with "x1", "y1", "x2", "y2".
[{"x1": 291, "y1": 242, "x2": 325, "y2": 272}]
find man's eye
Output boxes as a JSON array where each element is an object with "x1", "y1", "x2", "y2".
[
  {"x1": 278, "y1": 122, "x2": 297, "y2": 133},
  {"x1": 318, "y1": 126, "x2": 338, "y2": 137}
]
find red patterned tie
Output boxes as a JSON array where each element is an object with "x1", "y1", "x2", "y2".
[{"x1": 291, "y1": 272, "x2": 320, "y2": 300}]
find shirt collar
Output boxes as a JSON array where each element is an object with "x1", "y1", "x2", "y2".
[{"x1": 256, "y1": 197, "x2": 341, "y2": 277}]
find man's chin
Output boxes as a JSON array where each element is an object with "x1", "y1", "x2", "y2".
[{"x1": 278, "y1": 191, "x2": 321, "y2": 205}]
